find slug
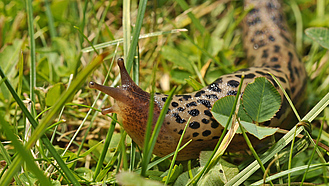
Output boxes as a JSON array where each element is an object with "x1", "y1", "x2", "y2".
[{"x1": 89, "y1": 0, "x2": 306, "y2": 161}]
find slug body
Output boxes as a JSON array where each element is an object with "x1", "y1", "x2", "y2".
[{"x1": 90, "y1": 0, "x2": 306, "y2": 161}]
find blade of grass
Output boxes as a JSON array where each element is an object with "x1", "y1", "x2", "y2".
[
  {"x1": 134, "y1": 139, "x2": 193, "y2": 174},
  {"x1": 44, "y1": 0, "x2": 56, "y2": 38},
  {"x1": 226, "y1": 91, "x2": 329, "y2": 185},
  {"x1": 300, "y1": 120, "x2": 325, "y2": 185},
  {"x1": 0, "y1": 115, "x2": 51, "y2": 185},
  {"x1": 239, "y1": 119, "x2": 274, "y2": 186},
  {"x1": 123, "y1": 0, "x2": 131, "y2": 61},
  {"x1": 251, "y1": 163, "x2": 329, "y2": 185},
  {"x1": 81, "y1": 29, "x2": 187, "y2": 52},
  {"x1": 165, "y1": 118, "x2": 191, "y2": 185},
  {"x1": 141, "y1": 86, "x2": 177, "y2": 176},
  {"x1": 0, "y1": 140, "x2": 22, "y2": 185},
  {"x1": 0, "y1": 53, "x2": 108, "y2": 185},
  {"x1": 140, "y1": 64, "x2": 156, "y2": 177},
  {"x1": 26, "y1": 0, "x2": 36, "y2": 118},
  {"x1": 125, "y1": 0, "x2": 148, "y2": 73}
]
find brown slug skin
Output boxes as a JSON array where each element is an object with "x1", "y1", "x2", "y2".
[{"x1": 90, "y1": 0, "x2": 306, "y2": 161}]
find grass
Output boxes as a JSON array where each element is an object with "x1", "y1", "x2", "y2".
[{"x1": 0, "y1": 0, "x2": 329, "y2": 185}]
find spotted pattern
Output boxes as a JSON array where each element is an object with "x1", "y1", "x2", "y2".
[{"x1": 94, "y1": 0, "x2": 307, "y2": 161}]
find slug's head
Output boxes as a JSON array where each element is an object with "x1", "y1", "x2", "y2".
[{"x1": 89, "y1": 58, "x2": 151, "y2": 116}]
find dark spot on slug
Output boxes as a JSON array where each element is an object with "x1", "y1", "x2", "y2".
[
  {"x1": 189, "y1": 121, "x2": 200, "y2": 129},
  {"x1": 256, "y1": 70, "x2": 267, "y2": 76},
  {"x1": 195, "y1": 90, "x2": 205, "y2": 97},
  {"x1": 202, "y1": 118, "x2": 210, "y2": 124},
  {"x1": 274, "y1": 45, "x2": 280, "y2": 53},
  {"x1": 172, "y1": 113, "x2": 186, "y2": 123},
  {"x1": 196, "y1": 139, "x2": 204, "y2": 141},
  {"x1": 211, "y1": 120, "x2": 219, "y2": 128},
  {"x1": 245, "y1": 73, "x2": 256, "y2": 79},
  {"x1": 262, "y1": 49, "x2": 269, "y2": 58},
  {"x1": 255, "y1": 30, "x2": 263, "y2": 35},
  {"x1": 175, "y1": 94, "x2": 192, "y2": 101},
  {"x1": 177, "y1": 107, "x2": 185, "y2": 112},
  {"x1": 208, "y1": 83, "x2": 222, "y2": 92},
  {"x1": 227, "y1": 90, "x2": 237, "y2": 96},
  {"x1": 273, "y1": 64, "x2": 281, "y2": 68},
  {"x1": 193, "y1": 132, "x2": 199, "y2": 137},
  {"x1": 186, "y1": 101, "x2": 197, "y2": 108},
  {"x1": 227, "y1": 80, "x2": 240, "y2": 88},
  {"x1": 212, "y1": 136, "x2": 220, "y2": 139},
  {"x1": 202, "y1": 130, "x2": 211, "y2": 137},
  {"x1": 238, "y1": 68, "x2": 250, "y2": 72},
  {"x1": 288, "y1": 52, "x2": 295, "y2": 83},
  {"x1": 248, "y1": 17, "x2": 261, "y2": 26},
  {"x1": 197, "y1": 99, "x2": 212, "y2": 108},
  {"x1": 280, "y1": 33, "x2": 291, "y2": 43},
  {"x1": 171, "y1": 102, "x2": 178, "y2": 107},
  {"x1": 205, "y1": 94, "x2": 218, "y2": 99},
  {"x1": 161, "y1": 97, "x2": 167, "y2": 102},
  {"x1": 268, "y1": 35, "x2": 275, "y2": 41},
  {"x1": 183, "y1": 95, "x2": 192, "y2": 100},
  {"x1": 188, "y1": 109, "x2": 200, "y2": 117},
  {"x1": 178, "y1": 98, "x2": 183, "y2": 101},
  {"x1": 214, "y1": 77, "x2": 223, "y2": 84},
  {"x1": 178, "y1": 130, "x2": 183, "y2": 135},
  {"x1": 204, "y1": 110, "x2": 213, "y2": 117},
  {"x1": 271, "y1": 57, "x2": 278, "y2": 62},
  {"x1": 278, "y1": 76, "x2": 287, "y2": 83}
]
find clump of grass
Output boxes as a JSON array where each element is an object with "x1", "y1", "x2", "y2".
[{"x1": 0, "y1": 0, "x2": 329, "y2": 185}]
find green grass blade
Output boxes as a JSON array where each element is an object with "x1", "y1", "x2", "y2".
[
  {"x1": 239, "y1": 120, "x2": 274, "y2": 186},
  {"x1": 26, "y1": 0, "x2": 36, "y2": 117},
  {"x1": 226, "y1": 91, "x2": 329, "y2": 185},
  {"x1": 124, "y1": 0, "x2": 147, "y2": 73},
  {"x1": 0, "y1": 53, "x2": 108, "y2": 185},
  {"x1": 123, "y1": 0, "x2": 131, "y2": 61},
  {"x1": 0, "y1": 140, "x2": 22, "y2": 185},
  {"x1": 140, "y1": 65, "x2": 156, "y2": 177},
  {"x1": 251, "y1": 163, "x2": 329, "y2": 185},
  {"x1": 165, "y1": 118, "x2": 191, "y2": 185},
  {"x1": 0, "y1": 115, "x2": 51, "y2": 185},
  {"x1": 81, "y1": 29, "x2": 187, "y2": 52},
  {"x1": 44, "y1": 0, "x2": 56, "y2": 38}
]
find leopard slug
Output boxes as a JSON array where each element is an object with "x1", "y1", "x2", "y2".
[{"x1": 89, "y1": 0, "x2": 306, "y2": 161}]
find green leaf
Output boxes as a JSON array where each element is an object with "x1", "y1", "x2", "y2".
[
  {"x1": 75, "y1": 167, "x2": 93, "y2": 182},
  {"x1": 212, "y1": 95, "x2": 252, "y2": 126},
  {"x1": 305, "y1": 27, "x2": 329, "y2": 49},
  {"x1": 46, "y1": 83, "x2": 65, "y2": 106},
  {"x1": 198, "y1": 159, "x2": 239, "y2": 185},
  {"x1": 243, "y1": 77, "x2": 281, "y2": 123},
  {"x1": 211, "y1": 95, "x2": 278, "y2": 139},
  {"x1": 162, "y1": 164, "x2": 184, "y2": 184},
  {"x1": 162, "y1": 46, "x2": 194, "y2": 73},
  {"x1": 173, "y1": 167, "x2": 199, "y2": 186},
  {"x1": 116, "y1": 172, "x2": 163, "y2": 186},
  {"x1": 170, "y1": 69, "x2": 192, "y2": 83}
]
